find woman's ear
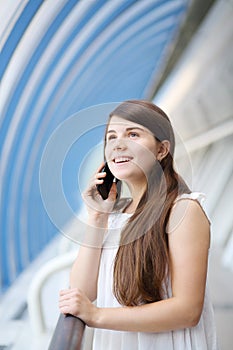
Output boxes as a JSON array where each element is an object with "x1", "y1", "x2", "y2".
[{"x1": 157, "y1": 140, "x2": 170, "y2": 161}]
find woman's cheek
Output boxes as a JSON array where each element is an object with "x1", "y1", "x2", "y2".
[
  {"x1": 134, "y1": 146, "x2": 157, "y2": 174},
  {"x1": 104, "y1": 142, "x2": 113, "y2": 162}
]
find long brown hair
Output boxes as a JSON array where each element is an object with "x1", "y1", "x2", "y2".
[{"x1": 106, "y1": 100, "x2": 190, "y2": 306}]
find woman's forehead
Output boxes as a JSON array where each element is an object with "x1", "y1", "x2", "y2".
[{"x1": 107, "y1": 115, "x2": 150, "y2": 132}]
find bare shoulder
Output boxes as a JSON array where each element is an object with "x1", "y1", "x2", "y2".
[{"x1": 167, "y1": 198, "x2": 210, "y2": 239}]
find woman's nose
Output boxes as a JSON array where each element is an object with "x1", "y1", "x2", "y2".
[{"x1": 113, "y1": 138, "x2": 127, "y2": 150}]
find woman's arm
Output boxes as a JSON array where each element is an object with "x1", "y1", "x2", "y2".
[
  {"x1": 68, "y1": 164, "x2": 118, "y2": 301},
  {"x1": 69, "y1": 216, "x2": 108, "y2": 301},
  {"x1": 60, "y1": 199, "x2": 210, "y2": 332}
]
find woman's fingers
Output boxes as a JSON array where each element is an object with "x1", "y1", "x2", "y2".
[
  {"x1": 96, "y1": 162, "x2": 105, "y2": 173},
  {"x1": 59, "y1": 288, "x2": 81, "y2": 314},
  {"x1": 59, "y1": 288, "x2": 82, "y2": 298},
  {"x1": 85, "y1": 168, "x2": 106, "y2": 190},
  {"x1": 94, "y1": 171, "x2": 106, "y2": 184},
  {"x1": 107, "y1": 182, "x2": 117, "y2": 201},
  {"x1": 81, "y1": 162, "x2": 118, "y2": 215},
  {"x1": 59, "y1": 288, "x2": 96, "y2": 324}
]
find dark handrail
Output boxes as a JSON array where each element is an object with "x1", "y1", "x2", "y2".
[{"x1": 48, "y1": 314, "x2": 85, "y2": 350}]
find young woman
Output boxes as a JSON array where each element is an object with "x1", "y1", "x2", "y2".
[{"x1": 59, "y1": 100, "x2": 218, "y2": 349}]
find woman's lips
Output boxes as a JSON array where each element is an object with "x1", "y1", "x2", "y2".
[{"x1": 113, "y1": 156, "x2": 133, "y2": 164}]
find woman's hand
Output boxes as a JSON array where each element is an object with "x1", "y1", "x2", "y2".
[
  {"x1": 59, "y1": 288, "x2": 98, "y2": 326},
  {"x1": 82, "y1": 162, "x2": 117, "y2": 220}
]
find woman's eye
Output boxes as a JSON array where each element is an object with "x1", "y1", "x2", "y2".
[
  {"x1": 129, "y1": 132, "x2": 139, "y2": 138},
  {"x1": 107, "y1": 134, "x2": 117, "y2": 141}
]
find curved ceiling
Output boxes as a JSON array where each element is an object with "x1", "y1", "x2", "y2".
[{"x1": 0, "y1": 0, "x2": 191, "y2": 290}]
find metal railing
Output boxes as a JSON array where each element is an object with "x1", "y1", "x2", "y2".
[{"x1": 48, "y1": 313, "x2": 85, "y2": 350}]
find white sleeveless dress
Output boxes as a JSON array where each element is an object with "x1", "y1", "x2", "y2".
[{"x1": 92, "y1": 193, "x2": 218, "y2": 350}]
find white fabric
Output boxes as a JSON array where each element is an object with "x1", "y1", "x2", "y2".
[{"x1": 92, "y1": 193, "x2": 218, "y2": 350}]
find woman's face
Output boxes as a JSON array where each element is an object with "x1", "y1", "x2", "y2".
[{"x1": 105, "y1": 116, "x2": 160, "y2": 185}]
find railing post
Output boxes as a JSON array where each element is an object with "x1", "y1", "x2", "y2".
[{"x1": 48, "y1": 314, "x2": 85, "y2": 350}]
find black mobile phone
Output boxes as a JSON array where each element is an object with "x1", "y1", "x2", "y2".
[{"x1": 97, "y1": 162, "x2": 119, "y2": 200}]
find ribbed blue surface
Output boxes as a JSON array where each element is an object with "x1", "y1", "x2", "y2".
[{"x1": 0, "y1": 0, "x2": 190, "y2": 291}]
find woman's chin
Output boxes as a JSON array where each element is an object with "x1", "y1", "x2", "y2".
[
  {"x1": 109, "y1": 162, "x2": 146, "y2": 182},
  {"x1": 117, "y1": 172, "x2": 146, "y2": 184}
]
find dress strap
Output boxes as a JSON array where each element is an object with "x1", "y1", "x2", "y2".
[{"x1": 175, "y1": 192, "x2": 206, "y2": 206}]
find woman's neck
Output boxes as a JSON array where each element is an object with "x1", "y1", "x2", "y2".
[{"x1": 124, "y1": 181, "x2": 146, "y2": 214}]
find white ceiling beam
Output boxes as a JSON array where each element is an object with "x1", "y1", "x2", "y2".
[{"x1": 176, "y1": 117, "x2": 233, "y2": 157}]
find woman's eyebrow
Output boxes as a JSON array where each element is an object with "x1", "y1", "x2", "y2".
[
  {"x1": 126, "y1": 127, "x2": 145, "y2": 132},
  {"x1": 107, "y1": 127, "x2": 145, "y2": 134}
]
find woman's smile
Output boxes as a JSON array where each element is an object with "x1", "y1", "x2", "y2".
[{"x1": 113, "y1": 156, "x2": 133, "y2": 164}]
